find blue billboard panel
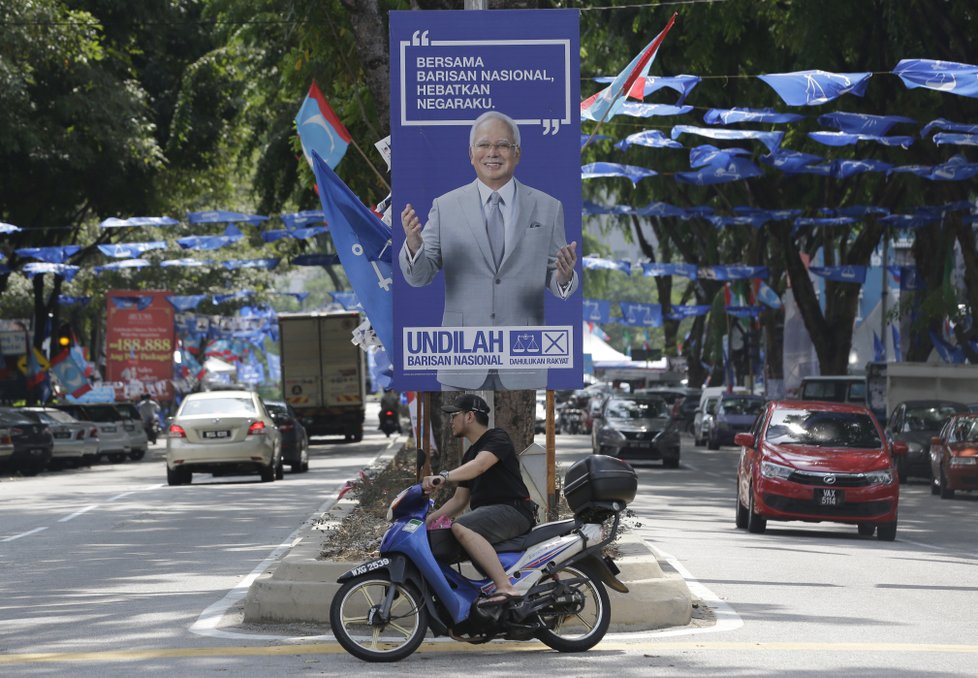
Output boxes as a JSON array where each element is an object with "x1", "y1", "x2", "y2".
[{"x1": 391, "y1": 9, "x2": 582, "y2": 392}]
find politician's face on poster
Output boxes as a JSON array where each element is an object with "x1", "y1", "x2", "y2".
[{"x1": 390, "y1": 8, "x2": 582, "y2": 392}]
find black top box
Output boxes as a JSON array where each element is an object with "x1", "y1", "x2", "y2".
[{"x1": 563, "y1": 455, "x2": 637, "y2": 520}]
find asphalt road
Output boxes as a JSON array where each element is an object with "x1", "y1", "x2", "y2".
[{"x1": 2, "y1": 425, "x2": 976, "y2": 676}]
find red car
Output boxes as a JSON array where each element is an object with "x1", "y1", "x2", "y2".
[
  {"x1": 929, "y1": 413, "x2": 978, "y2": 499},
  {"x1": 735, "y1": 401, "x2": 908, "y2": 541}
]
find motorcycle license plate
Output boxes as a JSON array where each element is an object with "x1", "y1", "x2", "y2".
[
  {"x1": 203, "y1": 430, "x2": 231, "y2": 439},
  {"x1": 816, "y1": 488, "x2": 843, "y2": 506},
  {"x1": 349, "y1": 557, "x2": 391, "y2": 578}
]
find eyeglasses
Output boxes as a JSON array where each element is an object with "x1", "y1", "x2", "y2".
[
  {"x1": 473, "y1": 141, "x2": 517, "y2": 153},
  {"x1": 450, "y1": 411, "x2": 466, "y2": 420}
]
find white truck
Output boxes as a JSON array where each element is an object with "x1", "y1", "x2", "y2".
[
  {"x1": 867, "y1": 361, "x2": 978, "y2": 421},
  {"x1": 278, "y1": 312, "x2": 366, "y2": 441}
]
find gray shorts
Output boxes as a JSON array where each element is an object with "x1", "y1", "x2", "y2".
[{"x1": 454, "y1": 504, "x2": 532, "y2": 544}]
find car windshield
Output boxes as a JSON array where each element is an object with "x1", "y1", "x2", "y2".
[
  {"x1": 765, "y1": 409, "x2": 882, "y2": 449},
  {"x1": 606, "y1": 398, "x2": 666, "y2": 419},
  {"x1": 0, "y1": 409, "x2": 37, "y2": 425},
  {"x1": 950, "y1": 418, "x2": 978, "y2": 443},
  {"x1": 265, "y1": 403, "x2": 287, "y2": 417},
  {"x1": 721, "y1": 398, "x2": 765, "y2": 416},
  {"x1": 904, "y1": 405, "x2": 961, "y2": 432},
  {"x1": 82, "y1": 407, "x2": 124, "y2": 423},
  {"x1": 181, "y1": 397, "x2": 256, "y2": 417},
  {"x1": 33, "y1": 410, "x2": 75, "y2": 424}
]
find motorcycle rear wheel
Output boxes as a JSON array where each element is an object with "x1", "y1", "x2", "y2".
[
  {"x1": 535, "y1": 565, "x2": 610, "y2": 652},
  {"x1": 329, "y1": 575, "x2": 429, "y2": 662}
]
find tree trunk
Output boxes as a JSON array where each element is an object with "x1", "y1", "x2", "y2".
[{"x1": 339, "y1": 0, "x2": 391, "y2": 139}]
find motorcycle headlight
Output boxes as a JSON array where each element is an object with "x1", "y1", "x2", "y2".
[
  {"x1": 386, "y1": 487, "x2": 411, "y2": 522},
  {"x1": 864, "y1": 469, "x2": 893, "y2": 485},
  {"x1": 760, "y1": 461, "x2": 794, "y2": 480}
]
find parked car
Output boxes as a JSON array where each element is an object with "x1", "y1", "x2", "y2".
[
  {"x1": 591, "y1": 394, "x2": 680, "y2": 468},
  {"x1": 0, "y1": 424, "x2": 13, "y2": 470},
  {"x1": 113, "y1": 402, "x2": 150, "y2": 460},
  {"x1": 708, "y1": 394, "x2": 766, "y2": 449},
  {"x1": 165, "y1": 390, "x2": 283, "y2": 485},
  {"x1": 929, "y1": 413, "x2": 978, "y2": 499},
  {"x1": 264, "y1": 400, "x2": 310, "y2": 473},
  {"x1": 54, "y1": 403, "x2": 132, "y2": 463},
  {"x1": 21, "y1": 407, "x2": 97, "y2": 468},
  {"x1": 735, "y1": 400, "x2": 907, "y2": 541},
  {"x1": 693, "y1": 395, "x2": 720, "y2": 447},
  {"x1": 0, "y1": 407, "x2": 54, "y2": 476},
  {"x1": 885, "y1": 400, "x2": 967, "y2": 483},
  {"x1": 675, "y1": 389, "x2": 702, "y2": 433}
]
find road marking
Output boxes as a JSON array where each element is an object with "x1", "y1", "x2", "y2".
[
  {"x1": 1, "y1": 526, "x2": 48, "y2": 542},
  {"x1": 59, "y1": 505, "x2": 99, "y2": 522},
  {"x1": 3, "y1": 640, "x2": 978, "y2": 665},
  {"x1": 190, "y1": 446, "x2": 398, "y2": 641}
]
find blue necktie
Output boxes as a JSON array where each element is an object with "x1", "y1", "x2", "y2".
[{"x1": 487, "y1": 192, "x2": 505, "y2": 269}]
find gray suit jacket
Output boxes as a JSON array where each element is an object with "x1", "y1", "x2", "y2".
[{"x1": 399, "y1": 178, "x2": 578, "y2": 390}]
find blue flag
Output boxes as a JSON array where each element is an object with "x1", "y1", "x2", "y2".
[
  {"x1": 583, "y1": 298, "x2": 612, "y2": 324},
  {"x1": 758, "y1": 70, "x2": 871, "y2": 106},
  {"x1": 891, "y1": 325, "x2": 903, "y2": 362},
  {"x1": 311, "y1": 151, "x2": 393, "y2": 351},
  {"x1": 703, "y1": 107, "x2": 803, "y2": 125},
  {"x1": 581, "y1": 162, "x2": 657, "y2": 185},
  {"x1": 873, "y1": 331, "x2": 886, "y2": 362},
  {"x1": 893, "y1": 59, "x2": 978, "y2": 99},
  {"x1": 296, "y1": 82, "x2": 352, "y2": 169},
  {"x1": 809, "y1": 265, "x2": 867, "y2": 284}
]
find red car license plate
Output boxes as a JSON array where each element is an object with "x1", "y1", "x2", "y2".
[{"x1": 816, "y1": 488, "x2": 843, "y2": 506}]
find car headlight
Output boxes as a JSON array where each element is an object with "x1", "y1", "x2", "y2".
[
  {"x1": 600, "y1": 427, "x2": 625, "y2": 442},
  {"x1": 864, "y1": 469, "x2": 893, "y2": 485},
  {"x1": 950, "y1": 457, "x2": 978, "y2": 466},
  {"x1": 760, "y1": 461, "x2": 794, "y2": 480},
  {"x1": 906, "y1": 442, "x2": 922, "y2": 454}
]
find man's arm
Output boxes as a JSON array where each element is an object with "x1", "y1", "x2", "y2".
[
  {"x1": 545, "y1": 201, "x2": 579, "y2": 299},
  {"x1": 426, "y1": 486, "x2": 470, "y2": 526},
  {"x1": 398, "y1": 201, "x2": 444, "y2": 287}
]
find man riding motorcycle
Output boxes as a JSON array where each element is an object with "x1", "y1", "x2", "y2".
[{"x1": 136, "y1": 394, "x2": 161, "y2": 444}]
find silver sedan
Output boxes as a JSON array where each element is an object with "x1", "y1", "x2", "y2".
[{"x1": 165, "y1": 391, "x2": 282, "y2": 485}]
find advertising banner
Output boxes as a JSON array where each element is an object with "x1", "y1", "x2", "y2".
[
  {"x1": 105, "y1": 290, "x2": 175, "y2": 400},
  {"x1": 391, "y1": 8, "x2": 582, "y2": 392}
]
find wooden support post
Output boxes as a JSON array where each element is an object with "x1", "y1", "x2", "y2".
[{"x1": 546, "y1": 389, "x2": 557, "y2": 520}]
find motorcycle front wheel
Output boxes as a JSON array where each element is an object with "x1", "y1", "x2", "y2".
[
  {"x1": 329, "y1": 574, "x2": 429, "y2": 662},
  {"x1": 534, "y1": 565, "x2": 611, "y2": 652}
]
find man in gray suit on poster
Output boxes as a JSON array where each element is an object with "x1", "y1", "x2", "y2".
[{"x1": 399, "y1": 110, "x2": 578, "y2": 391}]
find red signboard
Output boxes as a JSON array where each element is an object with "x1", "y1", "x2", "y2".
[{"x1": 105, "y1": 290, "x2": 174, "y2": 401}]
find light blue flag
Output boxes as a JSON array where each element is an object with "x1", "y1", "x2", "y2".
[
  {"x1": 582, "y1": 256, "x2": 632, "y2": 275},
  {"x1": 166, "y1": 295, "x2": 208, "y2": 312},
  {"x1": 187, "y1": 210, "x2": 268, "y2": 226},
  {"x1": 97, "y1": 242, "x2": 167, "y2": 258},
  {"x1": 689, "y1": 145, "x2": 752, "y2": 169},
  {"x1": 23, "y1": 263, "x2": 80, "y2": 281},
  {"x1": 893, "y1": 59, "x2": 978, "y2": 98},
  {"x1": 758, "y1": 70, "x2": 872, "y2": 106},
  {"x1": 698, "y1": 265, "x2": 768, "y2": 281},
  {"x1": 177, "y1": 225, "x2": 244, "y2": 251},
  {"x1": 93, "y1": 259, "x2": 150, "y2": 273},
  {"x1": 703, "y1": 107, "x2": 803, "y2": 125},
  {"x1": 921, "y1": 118, "x2": 978, "y2": 137},
  {"x1": 808, "y1": 131, "x2": 913, "y2": 148},
  {"x1": 641, "y1": 263, "x2": 698, "y2": 279},
  {"x1": 223, "y1": 258, "x2": 281, "y2": 270},
  {"x1": 619, "y1": 102, "x2": 693, "y2": 118},
  {"x1": 675, "y1": 156, "x2": 763, "y2": 185},
  {"x1": 280, "y1": 210, "x2": 327, "y2": 229},
  {"x1": 1, "y1": 222, "x2": 22, "y2": 233},
  {"x1": 160, "y1": 258, "x2": 212, "y2": 268},
  {"x1": 99, "y1": 216, "x2": 179, "y2": 228},
  {"x1": 582, "y1": 162, "x2": 657, "y2": 185},
  {"x1": 671, "y1": 125, "x2": 784, "y2": 153},
  {"x1": 616, "y1": 130, "x2": 684, "y2": 150},
  {"x1": 761, "y1": 150, "x2": 825, "y2": 172},
  {"x1": 666, "y1": 304, "x2": 711, "y2": 320},
  {"x1": 808, "y1": 265, "x2": 867, "y2": 284},
  {"x1": 311, "y1": 151, "x2": 393, "y2": 351},
  {"x1": 933, "y1": 133, "x2": 978, "y2": 147},
  {"x1": 817, "y1": 111, "x2": 915, "y2": 135},
  {"x1": 16, "y1": 246, "x2": 80, "y2": 264}
]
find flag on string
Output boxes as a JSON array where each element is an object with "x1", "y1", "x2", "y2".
[
  {"x1": 49, "y1": 348, "x2": 92, "y2": 398},
  {"x1": 758, "y1": 70, "x2": 872, "y2": 106},
  {"x1": 893, "y1": 59, "x2": 978, "y2": 98},
  {"x1": 311, "y1": 151, "x2": 393, "y2": 351},
  {"x1": 296, "y1": 81, "x2": 352, "y2": 170},
  {"x1": 581, "y1": 13, "x2": 677, "y2": 123}
]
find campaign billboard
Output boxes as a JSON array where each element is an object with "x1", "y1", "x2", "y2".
[
  {"x1": 105, "y1": 290, "x2": 175, "y2": 400},
  {"x1": 391, "y1": 9, "x2": 582, "y2": 392}
]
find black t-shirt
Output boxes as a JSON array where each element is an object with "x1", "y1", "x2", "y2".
[{"x1": 459, "y1": 428, "x2": 532, "y2": 512}]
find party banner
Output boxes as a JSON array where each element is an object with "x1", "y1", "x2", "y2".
[{"x1": 391, "y1": 9, "x2": 582, "y2": 391}]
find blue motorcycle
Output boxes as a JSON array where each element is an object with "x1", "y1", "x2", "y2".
[{"x1": 329, "y1": 455, "x2": 638, "y2": 662}]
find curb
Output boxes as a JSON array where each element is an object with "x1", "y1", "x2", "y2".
[{"x1": 244, "y1": 447, "x2": 693, "y2": 632}]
